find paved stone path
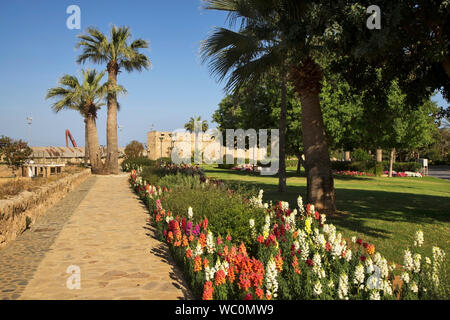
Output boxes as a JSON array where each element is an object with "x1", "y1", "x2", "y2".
[
  {"x1": 0, "y1": 174, "x2": 191, "y2": 300},
  {"x1": 427, "y1": 166, "x2": 450, "y2": 180}
]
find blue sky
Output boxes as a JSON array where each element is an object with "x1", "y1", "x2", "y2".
[
  {"x1": 0, "y1": 0, "x2": 448, "y2": 147},
  {"x1": 0, "y1": 0, "x2": 228, "y2": 147}
]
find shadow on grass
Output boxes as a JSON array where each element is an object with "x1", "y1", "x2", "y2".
[{"x1": 214, "y1": 178, "x2": 450, "y2": 240}]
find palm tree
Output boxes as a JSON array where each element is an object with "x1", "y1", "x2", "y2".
[
  {"x1": 200, "y1": 0, "x2": 290, "y2": 193},
  {"x1": 76, "y1": 26, "x2": 151, "y2": 174},
  {"x1": 201, "y1": 0, "x2": 336, "y2": 212},
  {"x1": 46, "y1": 70, "x2": 121, "y2": 174},
  {"x1": 184, "y1": 116, "x2": 209, "y2": 133}
]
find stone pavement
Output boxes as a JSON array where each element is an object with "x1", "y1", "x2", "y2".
[{"x1": 0, "y1": 174, "x2": 191, "y2": 300}]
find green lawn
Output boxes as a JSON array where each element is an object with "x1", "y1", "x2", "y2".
[{"x1": 201, "y1": 165, "x2": 450, "y2": 267}]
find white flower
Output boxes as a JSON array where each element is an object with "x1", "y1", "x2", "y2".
[
  {"x1": 414, "y1": 230, "x2": 424, "y2": 247},
  {"x1": 401, "y1": 272, "x2": 410, "y2": 284},
  {"x1": 344, "y1": 249, "x2": 352, "y2": 262},
  {"x1": 383, "y1": 280, "x2": 393, "y2": 296},
  {"x1": 353, "y1": 264, "x2": 365, "y2": 288},
  {"x1": 369, "y1": 290, "x2": 380, "y2": 300},
  {"x1": 425, "y1": 257, "x2": 431, "y2": 265},
  {"x1": 165, "y1": 215, "x2": 174, "y2": 224},
  {"x1": 249, "y1": 219, "x2": 255, "y2": 228},
  {"x1": 206, "y1": 231, "x2": 216, "y2": 254},
  {"x1": 194, "y1": 242, "x2": 203, "y2": 256},
  {"x1": 188, "y1": 207, "x2": 193, "y2": 219},
  {"x1": 351, "y1": 236, "x2": 357, "y2": 244},
  {"x1": 403, "y1": 249, "x2": 414, "y2": 271},
  {"x1": 338, "y1": 273, "x2": 349, "y2": 300},
  {"x1": 280, "y1": 201, "x2": 289, "y2": 211},
  {"x1": 320, "y1": 214, "x2": 326, "y2": 225},
  {"x1": 309, "y1": 204, "x2": 315, "y2": 214},
  {"x1": 297, "y1": 195, "x2": 305, "y2": 214},
  {"x1": 413, "y1": 253, "x2": 421, "y2": 273},
  {"x1": 313, "y1": 280, "x2": 322, "y2": 296},
  {"x1": 265, "y1": 258, "x2": 278, "y2": 298},
  {"x1": 410, "y1": 281, "x2": 418, "y2": 293},
  {"x1": 328, "y1": 279, "x2": 334, "y2": 289}
]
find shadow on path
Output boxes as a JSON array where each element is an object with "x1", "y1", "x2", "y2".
[{"x1": 0, "y1": 177, "x2": 96, "y2": 300}]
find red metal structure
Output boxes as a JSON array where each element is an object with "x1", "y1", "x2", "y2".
[{"x1": 65, "y1": 129, "x2": 77, "y2": 147}]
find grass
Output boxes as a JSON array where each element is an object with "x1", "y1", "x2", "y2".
[{"x1": 200, "y1": 164, "x2": 450, "y2": 267}]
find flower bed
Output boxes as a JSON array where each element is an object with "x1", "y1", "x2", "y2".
[
  {"x1": 333, "y1": 170, "x2": 374, "y2": 177},
  {"x1": 130, "y1": 170, "x2": 448, "y2": 300},
  {"x1": 383, "y1": 171, "x2": 423, "y2": 178}
]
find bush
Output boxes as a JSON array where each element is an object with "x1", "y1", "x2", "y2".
[
  {"x1": 121, "y1": 157, "x2": 156, "y2": 172},
  {"x1": 352, "y1": 148, "x2": 373, "y2": 162}
]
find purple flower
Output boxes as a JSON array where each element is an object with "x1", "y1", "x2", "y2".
[
  {"x1": 193, "y1": 224, "x2": 201, "y2": 236},
  {"x1": 186, "y1": 221, "x2": 193, "y2": 235}
]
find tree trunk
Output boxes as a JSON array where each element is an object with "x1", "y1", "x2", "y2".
[
  {"x1": 388, "y1": 148, "x2": 395, "y2": 177},
  {"x1": 106, "y1": 63, "x2": 119, "y2": 174},
  {"x1": 376, "y1": 148, "x2": 382, "y2": 162},
  {"x1": 86, "y1": 113, "x2": 104, "y2": 174},
  {"x1": 296, "y1": 152, "x2": 303, "y2": 175},
  {"x1": 84, "y1": 119, "x2": 89, "y2": 167},
  {"x1": 344, "y1": 151, "x2": 351, "y2": 161},
  {"x1": 289, "y1": 58, "x2": 336, "y2": 214},
  {"x1": 278, "y1": 72, "x2": 287, "y2": 193}
]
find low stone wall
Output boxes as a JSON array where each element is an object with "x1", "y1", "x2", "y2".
[{"x1": 0, "y1": 169, "x2": 91, "y2": 249}]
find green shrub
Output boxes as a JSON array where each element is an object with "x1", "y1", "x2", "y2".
[
  {"x1": 121, "y1": 157, "x2": 156, "y2": 172},
  {"x1": 157, "y1": 174, "x2": 265, "y2": 244},
  {"x1": 352, "y1": 148, "x2": 373, "y2": 162}
]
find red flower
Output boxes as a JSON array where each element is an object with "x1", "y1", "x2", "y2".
[
  {"x1": 326, "y1": 242, "x2": 332, "y2": 252},
  {"x1": 244, "y1": 293, "x2": 253, "y2": 300},
  {"x1": 257, "y1": 235, "x2": 264, "y2": 244},
  {"x1": 226, "y1": 235, "x2": 232, "y2": 242},
  {"x1": 360, "y1": 255, "x2": 366, "y2": 262},
  {"x1": 357, "y1": 238, "x2": 362, "y2": 245},
  {"x1": 306, "y1": 258, "x2": 314, "y2": 267},
  {"x1": 314, "y1": 211, "x2": 320, "y2": 220},
  {"x1": 363, "y1": 242, "x2": 368, "y2": 248}
]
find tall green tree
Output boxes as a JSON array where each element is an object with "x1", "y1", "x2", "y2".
[
  {"x1": 201, "y1": 1, "x2": 291, "y2": 193},
  {"x1": 76, "y1": 26, "x2": 151, "y2": 174},
  {"x1": 46, "y1": 70, "x2": 123, "y2": 174}
]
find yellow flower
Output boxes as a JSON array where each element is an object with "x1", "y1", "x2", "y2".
[{"x1": 305, "y1": 218, "x2": 312, "y2": 235}]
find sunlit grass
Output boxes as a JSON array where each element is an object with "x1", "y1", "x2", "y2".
[{"x1": 200, "y1": 164, "x2": 450, "y2": 267}]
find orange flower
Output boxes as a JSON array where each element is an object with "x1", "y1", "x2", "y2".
[
  {"x1": 215, "y1": 269, "x2": 226, "y2": 286},
  {"x1": 255, "y1": 288, "x2": 264, "y2": 300},
  {"x1": 265, "y1": 293, "x2": 272, "y2": 300},
  {"x1": 167, "y1": 231, "x2": 173, "y2": 243},
  {"x1": 238, "y1": 243, "x2": 248, "y2": 256},
  {"x1": 227, "y1": 265, "x2": 236, "y2": 283},
  {"x1": 275, "y1": 253, "x2": 283, "y2": 272},
  {"x1": 186, "y1": 249, "x2": 192, "y2": 259},
  {"x1": 199, "y1": 233, "x2": 207, "y2": 248},
  {"x1": 291, "y1": 256, "x2": 301, "y2": 275},
  {"x1": 202, "y1": 281, "x2": 214, "y2": 300},
  {"x1": 188, "y1": 235, "x2": 194, "y2": 242},
  {"x1": 194, "y1": 255, "x2": 202, "y2": 272},
  {"x1": 203, "y1": 258, "x2": 209, "y2": 269},
  {"x1": 293, "y1": 231, "x2": 298, "y2": 239},
  {"x1": 366, "y1": 244, "x2": 375, "y2": 255},
  {"x1": 182, "y1": 235, "x2": 188, "y2": 247}
]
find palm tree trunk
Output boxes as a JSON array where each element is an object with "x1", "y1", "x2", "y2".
[
  {"x1": 290, "y1": 58, "x2": 336, "y2": 213},
  {"x1": 86, "y1": 113, "x2": 104, "y2": 174},
  {"x1": 106, "y1": 63, "x2": 119, "y2": 174},
  {"x1": 84, "y1": 119, "x2": 89, "y2": 167},
  {"x1": 278, "y1": 72, "x2": 287, "y2": 193}
]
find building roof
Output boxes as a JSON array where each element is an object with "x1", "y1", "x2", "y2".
[{"x1": 31, "y1": 147, "x2": 126, "y2": 158}]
